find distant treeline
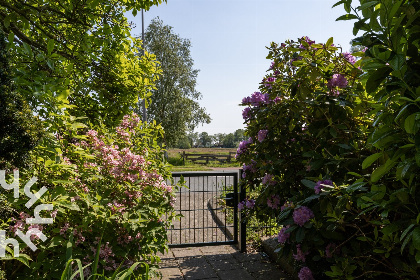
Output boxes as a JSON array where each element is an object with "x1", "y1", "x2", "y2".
[{"x1": 174, "y1": 129, "x2": 246, "y2": 149}]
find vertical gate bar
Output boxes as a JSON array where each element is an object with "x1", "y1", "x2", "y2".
[
  {"x1": 203, "y1": 176, "x2": 205, "y2": 243},
  {"x1": 180, "y1": 176, "x2": 182, "y2": 245},
  {"x1": 189, "y1": 175, "x2": 191, "y2": 244},
  {"x1": 224, "y1": 175, "x2": 227, "y2": 242},
  {"x1": 233, "y1": 172, "x2": 238, "y2": 244},
  {"x1": 213, "y1": 175, "x2": 216, "y2": 242},
  {"x1": 239, "y1": 169, "x2": 247, "y2": 252},
  {"x1": 193, "y1": 177, "x2": 196, "y2": 243}
]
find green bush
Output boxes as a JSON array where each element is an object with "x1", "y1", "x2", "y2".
[
  {"x1": 237, "y1": 0, "x2": 420, "y2": 279},
  {"x1": 1, "y1": 113, "x2": 176, "y2": 279}
]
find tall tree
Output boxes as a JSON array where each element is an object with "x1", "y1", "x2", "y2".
[
  {"x1": 143, "y1": 18, "x2": 211, "y2": 147},
  {"x1": 0, "y1": 0, "x2": 165, "y2": 127}
]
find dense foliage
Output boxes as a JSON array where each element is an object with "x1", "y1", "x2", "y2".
[
  {"x1": 0, "y1": 1, "x2": 178, "y2": 279},
  {"x1": 143, "y1": 18, "x2": 211, "y2": 147},
  {"x1": 0, "y1": 0, "x2": 165, "y2": 127},
  {"x1": 0, "y1": 31, "x2": 43, "y2": 169},
  {"x1": 2, "y1": 113, "x2": 176, "y2": 279},
  {"x1": 237, "y1": 0, "x2": 420, "y2": 279}
]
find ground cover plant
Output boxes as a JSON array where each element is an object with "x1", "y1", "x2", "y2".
[{"x1": 237, "y1": 0, "x2": 420, "y2": 279}]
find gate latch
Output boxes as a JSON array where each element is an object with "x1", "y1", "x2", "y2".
[{"x1": 224, "y1": 192, "x2": 235, "y2": 207}]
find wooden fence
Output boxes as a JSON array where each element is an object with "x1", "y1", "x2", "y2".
[{"x1": 181, "y1": 151, "x2": 236, "y2": 164}]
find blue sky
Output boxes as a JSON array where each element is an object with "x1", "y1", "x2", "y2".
[{"x1": 126, "y1": 0, "x2": 356, "y2": 135}]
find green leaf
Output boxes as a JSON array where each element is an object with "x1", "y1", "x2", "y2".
[
  {"x1": 7, "y1": 32, "x2": 14, "y2": 44},
  {"x1": 301, "y1": 179, "x2": 316, "y2": 190},
  {"x1": 365, "y1": 67, "x2": 392, "y2": 93},
  {"x1": 23, "y1": 42, "x2": 32, "y2": 56},
  {"x1": 412, "y1": 227, "x2": 420, "y2": 251},
  {"x1": 346, "y1": 182, "x2": 367, "y2": 192},
  {"x1": 336, "y1": 14, "x2": 358, "y2": 21},
  {"x1": 358, "y1": 1, "x2": 379, "y2": 10},
  {"x1": 295, "y1": 227, "x2": 305, "y2": 243},
  {"x1": 389, "y1": 54, "x2": 405, "y2": 71},
  {"x1": 362, "y1": 152, "x2": 383, "y2": 169},
  {"x1": 404, "y1": 113, "x2": 417, "y2": 134},
  {"x1": 326, "y1": 37, "x2": 334, "y2": 47},
  {"x1": 4, "y1": 15, "x2": 11, "y2": 28},
  {"x1": 371, "y1": 159, "x2": 396, "y2": 182},
  {"x1": 47, "y1": 39, "x2": 55, "y2": 55}
]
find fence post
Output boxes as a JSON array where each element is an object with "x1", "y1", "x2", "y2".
[
  {"x1": 182, "y1": 151, "x2": 185, "y2": 165},
  {"x1": 239, "y1": 169, "x2": 247, "y2": 253}
]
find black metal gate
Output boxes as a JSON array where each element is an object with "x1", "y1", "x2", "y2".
[{"x1": 167, "y1": 172, "x2": 240, "y2": 248}]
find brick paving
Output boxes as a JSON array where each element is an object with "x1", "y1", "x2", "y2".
[{"x1": 153, "y1": 245, "x2": 292, "y2": 280}]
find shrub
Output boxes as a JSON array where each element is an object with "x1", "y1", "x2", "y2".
[
  {"x1": 238, "y1": 0, "x2": 420, "y2": 278},
  {"x1": 1, "y1": 113, "x2": 176, "y2": 279}
]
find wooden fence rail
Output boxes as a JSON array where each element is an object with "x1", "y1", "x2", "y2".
[{"x1": 181, "y1": 151, "x2": 236, "y2": 165}]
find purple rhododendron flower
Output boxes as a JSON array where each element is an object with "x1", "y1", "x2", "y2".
[
  {"x1": 267, "y1": 194, "x2": 280, "y2": 209},
  {"x1": 325, "y1": 243, "x2": 338, "y2": 258},
  {"x1": 343, "y1": 52, "x2": 356, "y2": 65},
  {"x1": 242, "y1": 107, "x2": 251, "y2": 120},
  {"x1": 293, "y1": 206, "x2": 314, "y2": 226},
  {"x1": 298, "y1": 267, "x2": 314, "y2": 280},
  {"x1": 264, "y1": 76, "x2": 276, "y2": 89},
  {"x1": 328, "y1": 74, "x2": 348, "y2": 89},
  {"x1": 277, "y1": 226, "x2": 291, "y2": 244},
  {"x1": 258, "y1": 129, "x2": 268, "y2": 142},
  {"x1": 280, "y1": 201, "x2": 293, "y2": 211},
  {"x1": 246, "y1": 199, "x2": 255, "y2": 209},
  {"x1": 262, "y1": 174, "x2": 276, "y2": 186},
  {"x1": 299, "y1": 36, "x2": 315, "y2": 49},
  {"x1": 314, "y1": 180, "x2": 333, "y2": 194},
  {"x1": 238, "y1": 201, "x2": 245, "y2": 211},
  {"x1": 273, "y1": 96, "x2": 282, "y2": 103},
  {"x1": 235, "y1": 137, "x2": 253, "y2": 159},
  {"x1": 269, "y1": 61, "x2": 275, "y2": 70},
  {"x1": 293, "y1": 244, "x2": 309, "y2": 262}
]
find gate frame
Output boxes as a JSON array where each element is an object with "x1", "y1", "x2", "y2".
[{"x1": 168, "y1": 171, "x2": 241, "y2": 249}]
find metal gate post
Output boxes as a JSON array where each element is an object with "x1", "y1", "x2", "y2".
[{"x1": 239, "y1": 169, "x2": 247, "y2": 253}]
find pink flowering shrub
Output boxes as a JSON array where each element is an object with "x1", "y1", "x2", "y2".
[{"x1": 2, "y1": 113, "x2": 176, "y2": 279}]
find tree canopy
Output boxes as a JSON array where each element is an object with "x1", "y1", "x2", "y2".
[
  {"x1": 143, "y1": 18, "x2": 211, "y2": 147},
  {"x1": 0, "y1": 0, "x2": 166, "y2": 127}
]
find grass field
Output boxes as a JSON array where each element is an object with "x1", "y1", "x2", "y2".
[{"x1": 167, "y1": 148, "x2": 240, "y2": 171}]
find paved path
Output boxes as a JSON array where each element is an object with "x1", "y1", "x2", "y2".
[{"x1": 154, "y1": 245, "x2": 291, "y2": 280}]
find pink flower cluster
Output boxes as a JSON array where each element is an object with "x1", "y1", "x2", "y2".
[
  {"x1": 298, "y1": 267, "x2": 314, "y2": 280},
  {"x1": 90, "y1": 241, "x2": 116, "y2": 271},
  {"x1": 314, "y1": 180, "x2": 333, "y2": 194},
  {"x1": 267, "y1": 194, "x2": 281, "y2": 209},
  {"x1": 107, "y1": 201, "x2": 126, "y2": 214},
  {"x1": 257, "y1": 129, "x2": 268, "y2": 142},
  {"x1": 238, "y1": 198, "x2": 255, "y2": 211},
  {"x1": 277, "y1": 225, "x2": 291, "y2": 244},
  {"x1": 293, "y1": 244, "x2": 309, "y2": 262},
  {"x1": 293, "y1": 206, "x2": 314, "y2": 226}
]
